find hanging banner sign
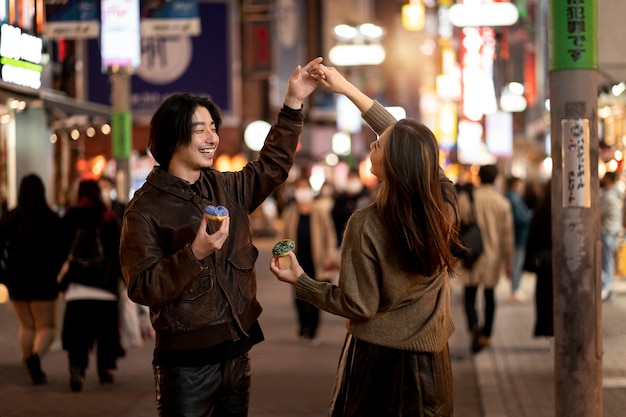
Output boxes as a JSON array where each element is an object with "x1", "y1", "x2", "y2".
[
  {"x1": 140, "y1": 0, "x2": 201, "y2": 37},
  {"x1": 101, "y1": 0, "x2": 141, "y2": 68},
  {"x1": 44, "y1": 0, "x2": 200, "y2": 40},
  {"x1": 112, "y1": 110, "x2": 132, "y2": 158},
  {"x1": 562, "y1": 118, "x2": 591, "y2": 208},
  {"x1": 44, "y1": 0, "x2": 100, "y2": 39},
  {"x1": 0, "y1": 24, "x2": 43, "y2": 89},
  {"x1": 550, "y1": 0, "x2": 597, "y2": 70}
]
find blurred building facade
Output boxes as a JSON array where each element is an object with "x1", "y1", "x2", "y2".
[{"x1": 0, "y1": 0, "x2": 625, "y2": 210}]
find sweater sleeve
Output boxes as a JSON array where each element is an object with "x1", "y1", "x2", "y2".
[
  {"x1": 295, "y1": 210, "x2": 381, "y2": 320},
  {"x1": 361, "y1": 100, "x2": 398, "y2": 136}
]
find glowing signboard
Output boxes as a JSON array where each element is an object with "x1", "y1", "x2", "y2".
[
  {"x1": 101, "y1": 0, "x2": 141, "y2": 68},
  {"x1": 0, "y1": 24, "x2": 43, "y2": 89}
]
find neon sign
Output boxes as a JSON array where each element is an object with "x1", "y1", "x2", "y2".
[{"x1": 0, "y1": 24, "x2": 43, "y2": 89}]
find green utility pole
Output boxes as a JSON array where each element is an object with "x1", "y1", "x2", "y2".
[
  {"x1": 110, "y1": 69, "x2": 132, "y2": 204},
  {"x1": 549, "y1": 1, "x2": 602, "y2": 416}
]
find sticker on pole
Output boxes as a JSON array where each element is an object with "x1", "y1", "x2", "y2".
[{"x1": 561, "y1": 118, "x2": 591, "y2": 208}]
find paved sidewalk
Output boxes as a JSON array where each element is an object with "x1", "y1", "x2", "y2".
[
  {"x1": 0, "y1": 237, "x2": 624, "y2": 416},
  {"x1": 457, "y1": 271, "x2": 626, "y2": 417}
]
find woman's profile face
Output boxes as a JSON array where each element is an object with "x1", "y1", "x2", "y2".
[{"x1": 369, "y1": 128, "x2": 389, "y2": 180}]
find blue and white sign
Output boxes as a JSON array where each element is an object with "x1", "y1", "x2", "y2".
[
  {"x1": 44, "y1": 0, "x2": 100, "y2": 39},
  {"x1": 87, "y1": 1, "x2": 232, "y2": 121},
  {"x1": 141, "y1": 0, "x2": 201, "y2": 37}
]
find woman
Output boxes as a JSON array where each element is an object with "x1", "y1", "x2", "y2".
[
  {"x1": 59, "y1": 179, "x2": 125, "y2": 392},
  {"x1": 270, "y1": 65, "x2": 460, "y2": 416},
  {"x1": 0, "y1": 174, "x2": 65, "y2": 385}
]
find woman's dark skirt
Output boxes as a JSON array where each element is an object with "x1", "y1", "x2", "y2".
[{"x1": 330, "y1": 334, "x2": 453, "y2": 417}]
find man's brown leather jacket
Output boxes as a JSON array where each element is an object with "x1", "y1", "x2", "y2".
[{"x1": 120, "y1": 109, "x2": 301, "y2": 350}]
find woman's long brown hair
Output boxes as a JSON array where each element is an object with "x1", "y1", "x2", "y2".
[{"x1": 376, "y1": 119, "x2": 461, "y2": 276}]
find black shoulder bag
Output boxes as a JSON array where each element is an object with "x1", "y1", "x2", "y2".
[{"x1": 454, "y1": 189, "x2": 484, "y2": 269}]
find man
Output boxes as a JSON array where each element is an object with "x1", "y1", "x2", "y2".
[
  {"x1": 504, "y1": 176, "x2": 533, "y2": 303},
  {"x1": 600, "y1": 171, "x2": 623, "y2": 301},
  {"x1": 120, "y1": 57, "x2": 323, "y2": 416},
  {"x1": 458, "y1": 165, "x2": 514, "y2": 354}
]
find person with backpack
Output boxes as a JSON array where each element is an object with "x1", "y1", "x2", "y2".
[
  {"x1": 58, "y1": 179, "x2": 125, "y2": 392},
  {"x1": 457, "y1": 165, "x2": 514, "y2": 354}
]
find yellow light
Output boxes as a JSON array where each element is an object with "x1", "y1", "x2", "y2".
[
  {"x1": 402, "y1": 2, "x2": 425, "y2": 31},
  {"x1": 0, "y1": 284, "x2": 8, "y2": 303},
  {"x1": 91, "y1": 155, "x2": 107, "y2": 178},
  {"x1": 214, "y1": 154, "x2": 248, "y2": 172}
]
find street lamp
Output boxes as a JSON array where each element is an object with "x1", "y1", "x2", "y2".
[{"x1": 328, "y1": 23, "x2": 385, "y2": 66}]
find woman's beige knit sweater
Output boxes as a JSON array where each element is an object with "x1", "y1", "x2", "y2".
[{"x1": 294, "y1": 101, "x2": 455, "y2": 352}]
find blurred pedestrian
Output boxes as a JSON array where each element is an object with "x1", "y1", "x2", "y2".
[
  {"x1": 98, "y1": 175, "x2": 143, "y2": 348},
  {"x1": 98, "y1": 175, "x2": 126, "y2": 222},
  {"x1": 524, "y1": 180, "x2": 553, "y2": 337},
  {"x1": 458, "y1": 164, "x2": 514, "y2": 354},
  {"x1": 600, "y1": 171, "x2": 623, "y2": 301},
  {"x1": 0, "y1": 174, "x2": 65, "y2": 384},
  {"x1": 331, "y1": 170, "x2": 367, "y2": 245},
  {"x1": 280, "y1": 177, "x2": 337, "y2": 343},
  {"x1": 270, "y1": 63, "x2": 460, "y2": 417},
  {"x1": 119, "y1": 58, "x2": 323, "y2": 416},
  {"x1": 316, "y1": 181, "x2": 336, "y2": 214},
  {"x1": 58, "y1": 179, "x2": 125, "y2": 392},
  {"x1": 504, "y1": 176, "x2": 533, "y2": 303}
]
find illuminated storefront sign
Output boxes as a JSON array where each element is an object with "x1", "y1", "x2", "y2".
[
  {"x1": 101, "y1": 0, "x2": 141, "y2": 69},
  {"x1": 0, "y1": 23, "x2": 43, "y2": 89}
]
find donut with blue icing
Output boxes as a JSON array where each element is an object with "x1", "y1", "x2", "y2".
[{"x1": 204, "y1": 205, "x2": 229, "y2": 221}]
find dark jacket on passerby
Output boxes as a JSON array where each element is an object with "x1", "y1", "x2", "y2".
[
  {"x1": 525, "y1": 181, "x2": 553, "y2": 337},
  {"x1": 120, "y1": 109, "x2": 301, "y2": 351},
  {"x1": 60, "y1": 197, "x2": 122, "y2": 295},
  {"x1": 0, "y1": 180, "x2": 65, "y2": 300}
]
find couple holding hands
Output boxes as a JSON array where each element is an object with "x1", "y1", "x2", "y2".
[{"x1": 121, "y1": 57, "x2": 458, "y2": 417}]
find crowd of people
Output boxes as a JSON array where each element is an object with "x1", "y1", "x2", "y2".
[
  {"x1": 0, "y1": 56, "x2": 624, "y2": 417},
  {"x1": 0, "y1": 174, "x2": 131, "y2": 390}
]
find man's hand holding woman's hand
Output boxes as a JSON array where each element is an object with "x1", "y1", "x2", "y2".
[{"x1": 283, "y1": 57, "x2": 326, "y2": 109}]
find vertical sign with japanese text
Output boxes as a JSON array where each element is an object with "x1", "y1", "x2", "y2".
[
  {"x1": 550, "y1": 0, "x2": 597, "y2": 70},
  {"x1": 561, "y1": 118, "x2": 591, "y2": 208},
  {"x1": 101, "y1": 0, "x2": 141, "y2": 68}
]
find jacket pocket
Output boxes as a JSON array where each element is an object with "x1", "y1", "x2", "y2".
[
  {"x1": 159, "y1": 272, "x2": 218, "y2": 332},
  {"x1": 228, "y1": 243, "x2": 259, "y2": 310}
]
